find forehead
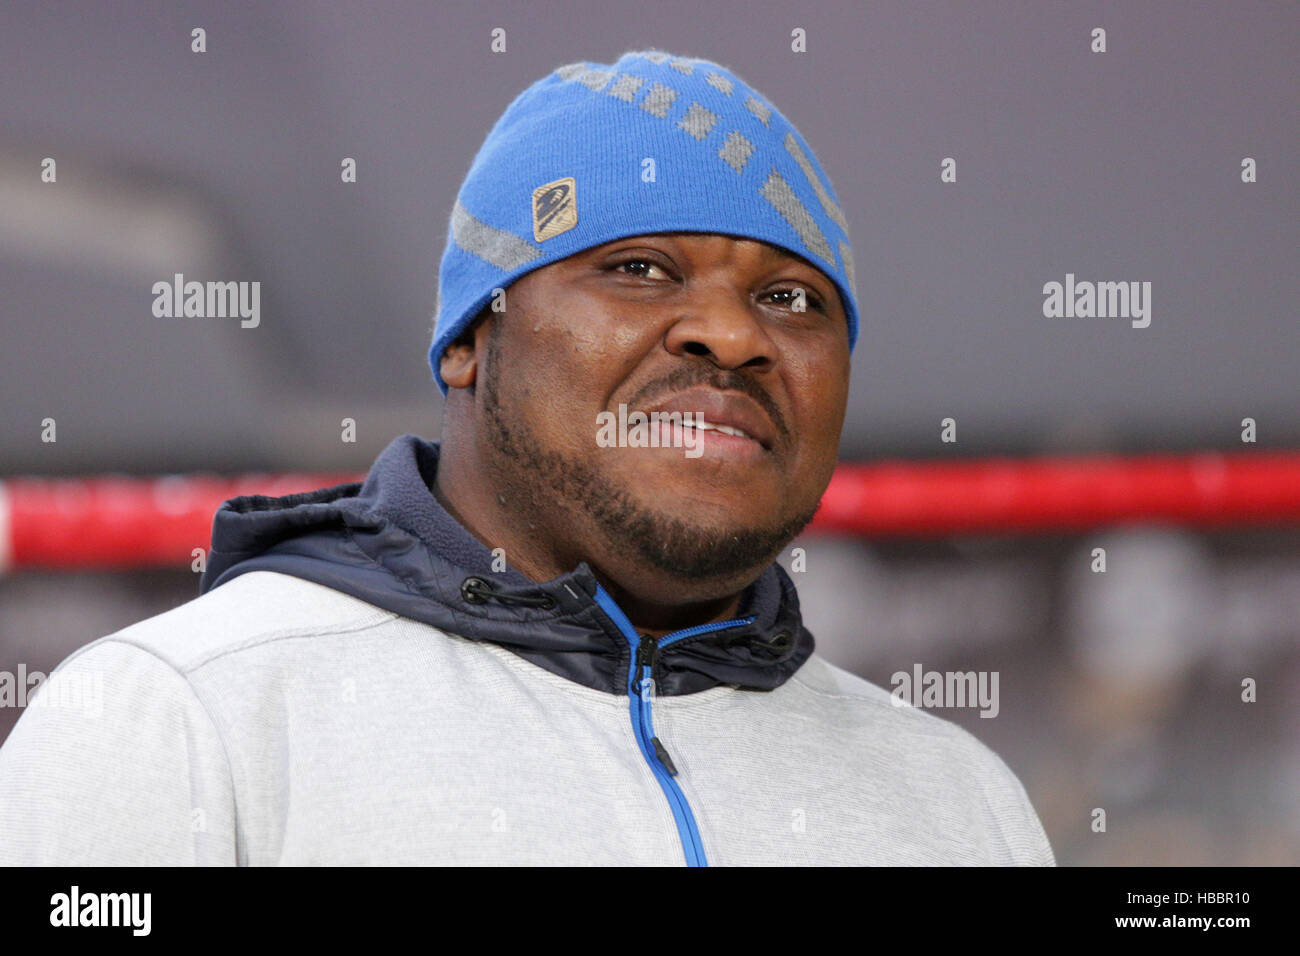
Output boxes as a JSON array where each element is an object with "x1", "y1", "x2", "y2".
[{"x1": 607, "y1": 231, "x2": 808, "y2": 264}]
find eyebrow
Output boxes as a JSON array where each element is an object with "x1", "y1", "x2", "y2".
[
  {"x1": 611, "y1": 235, "x2": 839, "y2": 303},
  {"x1": 757, "y1": 243, "x2": 823, "y2": 277}
]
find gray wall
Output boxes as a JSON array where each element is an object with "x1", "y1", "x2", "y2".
[{"x1": 2, "y1": 1, "x2": 1295, "y2": 473}]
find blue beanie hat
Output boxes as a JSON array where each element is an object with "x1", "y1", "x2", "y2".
[{"x1": 428, "y1": 49, "x2": 858, "y2": 394}]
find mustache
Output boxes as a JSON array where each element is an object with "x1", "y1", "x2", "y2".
[{"x1": 625, "y1": 366, "x2": 789, "y2": 444}]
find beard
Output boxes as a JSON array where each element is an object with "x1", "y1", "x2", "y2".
[{"x1": 478, "y1": 324, "x2": 819, "y2": 582}]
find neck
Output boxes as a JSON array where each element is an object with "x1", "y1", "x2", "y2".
[
  {"x1": 589, "y1": 579, "x2": 746, "y2": 639},
  {"x1": 432, "y1": 436, "x2": 751, "y2": 638}
]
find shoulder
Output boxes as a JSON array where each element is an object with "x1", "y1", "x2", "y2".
[
  {"x1": 57, "y1": 571, "x2": 399, "y2": 678},
  {"x1": 788, "y1": 652, "x2": 1020, "y2": 772},
  {"x1": 786, "y1": 653, "x2": 1056, "y2": 864}
]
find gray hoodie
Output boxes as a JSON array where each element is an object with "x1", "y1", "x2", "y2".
[{"x1": 0, "y1": 435, "x2": 1055, "y2": 865}]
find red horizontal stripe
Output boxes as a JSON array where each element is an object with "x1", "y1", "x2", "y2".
[
  {"x1": 3, "y1": 452, "x2": 1299, "y2": 570},
  {"x1": 812, "y1": 452, "x2": 1300, "y2": 536}
]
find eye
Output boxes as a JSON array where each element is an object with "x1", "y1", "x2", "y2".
[
  {"x1": 611, "y1": 256, "x2": 671, "y2": 280},
  {"x1": 765, "y1": 285, "x2": 826, "y2": 312}
]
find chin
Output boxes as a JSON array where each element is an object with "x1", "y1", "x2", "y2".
[{"x1": 633, "y1": 481, "x2": 779, "y2": 525}]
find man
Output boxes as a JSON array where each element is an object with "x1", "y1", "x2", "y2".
[{"x1": 0, "y1": 50, "x2": 1054, "y2": 865}]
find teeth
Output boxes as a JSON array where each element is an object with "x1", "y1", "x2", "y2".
[
  {"x1": 713, "y1": 424, "x2": 751, "y2": 440},
  {"x1": 686, "y1": 420, "x2": 752, "y2": 441}
]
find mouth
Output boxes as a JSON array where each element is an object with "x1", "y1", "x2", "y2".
[
  {"x1": 653, "y1": 416, "x2": 768, "y2": 462},
  {"x1": 688, "y1": 420, "x2": 756, "y2": 441},
  {"x1": 645, "y1": 387, "x2": 780, "y2": 454}
]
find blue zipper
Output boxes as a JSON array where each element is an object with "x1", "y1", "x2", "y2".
[{"x1": 593, "y1": 584, "x2": 755, "y2": 867}]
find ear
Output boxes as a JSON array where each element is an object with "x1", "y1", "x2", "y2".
[
  {"x1": 440, "y1": 306, "x2": 500, "y2": 390},
  {"x1": 439, "y1": 333, "x2": 478, "y2": 390}
]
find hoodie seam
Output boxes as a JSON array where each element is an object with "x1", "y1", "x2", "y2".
[
  {"x1": 640, "y1": 682, "x2": 744, "y2": 710},
  {"x1": 180, "y1": 612, "x2": 402, "y2": 673},
  {"x1": 65, "y1": 638, "x2": 248, "y2": 867},
  {"x1": 787, "y1": 673, "x2": 1001, "y2": 737},
  {"x1": 939, "y1": 722, "x2": 1046, "y2": 864},
  {"x1": 970, "y1": 771, "x2": 1017, "y2": 863},
  {"x1": 787, "y1": 677, "x2": 880, "y2": 703},
  {"x1": 465, "y1": 639, "x2": 632, "y2": 712}
]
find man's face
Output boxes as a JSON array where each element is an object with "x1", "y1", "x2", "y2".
[{"x1": 458, "y1": 231, "x2": 851, "y2": 593}]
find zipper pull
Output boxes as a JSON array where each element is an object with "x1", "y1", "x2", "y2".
[
  {"x1": 651, "y1": 736, "x2": 679, "y2": 776},
  {"x1": 636, "y1": 633, "x2": 658, "y2": 699},
  {"x1": 636, "y1": 633, "x2": 658, "y2": 670},
  {"x1": 636, "y1": 634, "x2": 677, "y2": 774}
]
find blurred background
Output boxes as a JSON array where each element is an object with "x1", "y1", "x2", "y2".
[{"x1": 1, "y1": 0, "x2": 1297, "y2": 864}]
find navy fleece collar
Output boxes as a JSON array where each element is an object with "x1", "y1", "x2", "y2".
[{"x1": 200, "y1": 434, "x2": 814, "y2": 696}]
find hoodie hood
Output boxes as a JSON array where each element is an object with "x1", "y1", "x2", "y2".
[{"x1": 199, "y1": 434, "x2": 815, "y2": 696}]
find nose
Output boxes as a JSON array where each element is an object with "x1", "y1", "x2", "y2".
[{"x1": 662, "y1": 282, "x2": 776, "y2": 373}]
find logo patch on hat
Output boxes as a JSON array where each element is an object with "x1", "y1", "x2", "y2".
[{"x1": 532, "y1": 177, "x2": 578, "y2": 242}]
